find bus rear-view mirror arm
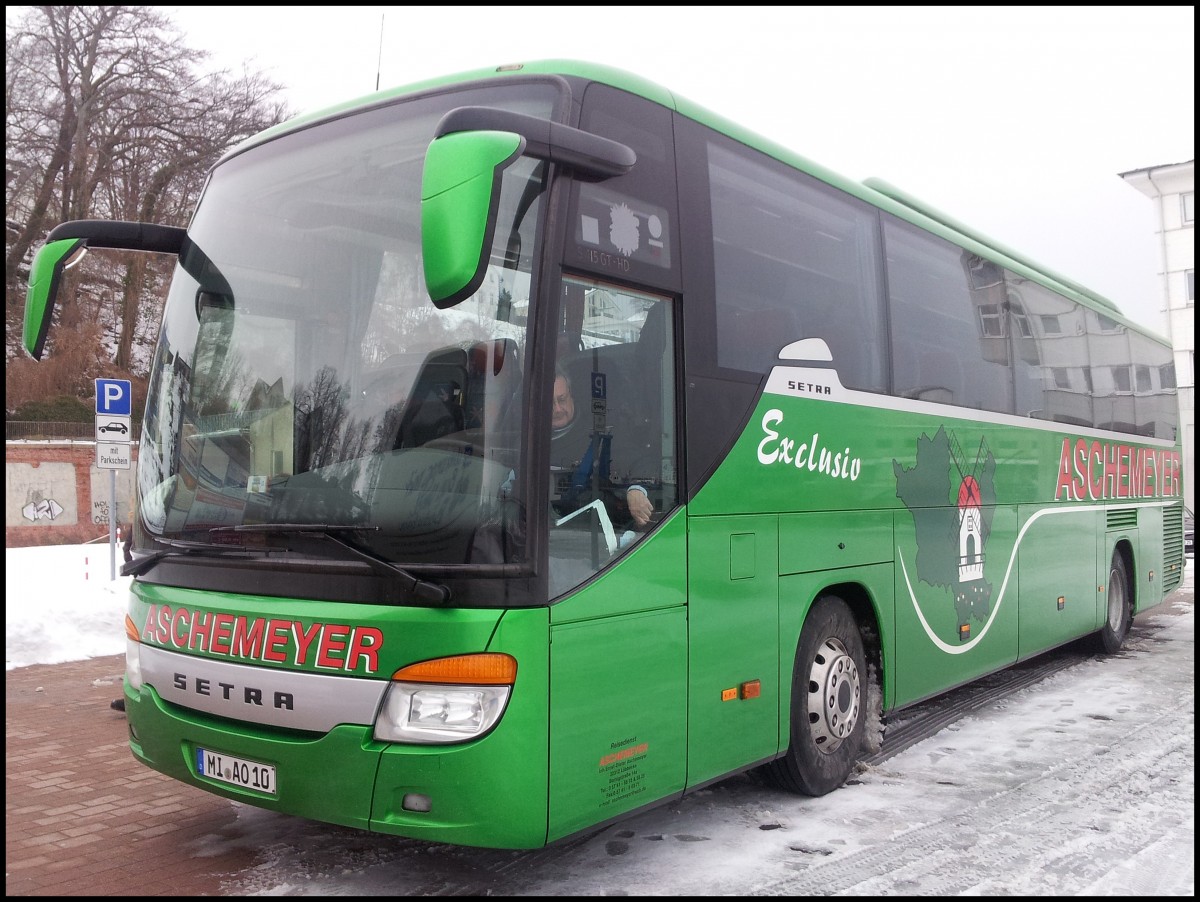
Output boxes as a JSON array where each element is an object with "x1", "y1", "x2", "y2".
[
  {"x1": 421, "y1": 107, "x2": 635, "y2": 309},
  {"x1": 434, "y1": 106, "x2": 636, "y2": 179}
]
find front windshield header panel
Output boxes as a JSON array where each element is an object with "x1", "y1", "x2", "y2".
[{"x1": 137, "y1": 83, "x2": 559, "y2": 604}]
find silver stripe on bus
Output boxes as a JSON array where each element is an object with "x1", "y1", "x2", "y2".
[{"x1": 141, "y1": 644, "x2": 387, "y2": 732}]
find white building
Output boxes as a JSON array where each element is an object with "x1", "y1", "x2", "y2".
[{"x1": 1119, "y1": 160, "x2": 1194, "y2": 512}]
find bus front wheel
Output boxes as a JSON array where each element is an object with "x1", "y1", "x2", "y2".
[
  {"x1": 764, "y1": 595, "x2": 866, "y2": 796},
  {"x1": 1096, "y1": 549, "x2": 1132, "y2": 654}
]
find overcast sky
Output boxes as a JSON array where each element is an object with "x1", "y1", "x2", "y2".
[{"x1": 160, "y1": 5, "x2": 1194, "y2": 335}]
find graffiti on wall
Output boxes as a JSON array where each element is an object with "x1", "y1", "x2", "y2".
[
  {"x1": 89, "y1": 469, "x2": 135, "y2": 526},
  {"x1": 7, "y1": 452, "x2": 138, "y2": 536},
  {"x1": 6, "y1": 462, "x2": 79, "y2": 528},
  {"x1": 23, "y1": 498, "x2": 65, "y2": 521}
]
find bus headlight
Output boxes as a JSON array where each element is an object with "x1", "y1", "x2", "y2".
[
  {"x1": 375, "y1": 682, "x2": 511, "y2": 742},
  {"x1": 373, "y1": 653, "x2": 516, "y2": 744},
  {"x1": 124, "y1": 614, "x2": 143, "y2": 690}
]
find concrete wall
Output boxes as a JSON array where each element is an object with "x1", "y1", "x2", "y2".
[{"x1": 6, "y1": 443, "x2": 137, "y2": 547}]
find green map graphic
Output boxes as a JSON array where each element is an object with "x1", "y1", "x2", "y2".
[{"x1": 893, "y1": 426, "x2": 997, "y2": 625}]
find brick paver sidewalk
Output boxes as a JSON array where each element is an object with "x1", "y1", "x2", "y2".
[{"x1": 6, "y1": 654, "x2": 257, "y2": 895}]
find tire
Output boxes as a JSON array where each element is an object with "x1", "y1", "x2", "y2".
[
  {"x1": 763, "y1": 595, "x2": 867, "y2": 796},
  {"x1": 1096, "y1": 549, "x2": 1132, "y2": 654}
]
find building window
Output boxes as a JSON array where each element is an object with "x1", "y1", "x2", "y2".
[
  {"x1": 978, "y1": 304, "x2": 1005, "y2": 337},
  {"x1": 1009, "y1": 300, "x2": 1033, "y2": 338},
  {"x1": 1183, "y1": 191, "x2": 1194, "y2": 225},
  {"x1": 1187, "y1": 269, "x2": 1194, "y2": 306},
  {"x1": 1135, "y1": 364, "x2": 1153, "y2": 392},
  {"x1": 1052, "y1": 367, "x2": 1072, "y2": 389},
  {"x1": 1111, "y1": 366, "x2": 1132, "y2": 393},
  {"x1": 1039, "y1": 314, "x2": 1061, "y2": 334}
]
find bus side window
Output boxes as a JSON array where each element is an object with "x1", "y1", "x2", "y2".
[
  {"x1": 706, "y1": 138, "x2": 885, "y2": 389},
  {"x1": 724, "y1": 305, "x2": 801, "y2": 370},
  {"x1": 548, "y1": 280, "x2": 677, "y2": 598},
  {"x1": 915, "y1": 348, "x2": 960, "y2": 404},
  {"x1": 618, "y1": 298, "x2": 676, "y2": 498}
]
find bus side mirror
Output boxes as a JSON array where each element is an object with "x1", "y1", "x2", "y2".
[
  {"x1": 421, "y1": 130, "x2": 525, "y2": 309},
  {"x1": 23, "y1": 219, "x2": 187, "y2": 360},
  {"x1": 421, "y1": 107, "x2": 636, "y2": 310},
  {"x1": 24, "y1": 238, "x2": 86, "y2": 360}
]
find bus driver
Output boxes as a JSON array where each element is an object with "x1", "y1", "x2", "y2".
[{"x1": 549, "y1": 366, "x2": 654, "y2": 530}]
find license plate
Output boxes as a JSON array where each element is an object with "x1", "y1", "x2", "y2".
[{"x1": 196, "y1": 747, "x2": 277, "y2": 796}]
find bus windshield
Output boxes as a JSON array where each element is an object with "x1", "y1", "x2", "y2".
[{"x1": 137, "y1": 84, "x2": 558, "y2": 570}]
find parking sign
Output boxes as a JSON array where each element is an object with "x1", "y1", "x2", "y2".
[
  {"x1": 95, "y1": 378, "x2": 133, "y2": 470},
  {"x1": 95, "y1": 378, "x2": 132, "y2": 417}
]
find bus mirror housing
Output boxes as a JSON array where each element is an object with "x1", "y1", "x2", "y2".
[
  {"x1": 24, "y1": 238, "x2": 85, "y2": 360},
  {"x1": 23, "y1": 220, "x2": 187, "y2": 360},
  {"x1": 421, "y1": 130, "x2": 526, "y2": 309},
  {"x1": 421, "y1": 107, "x2": 636, "y2": 309}
]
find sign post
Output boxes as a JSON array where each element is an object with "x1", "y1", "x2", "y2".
[{"x1": 96, "y1": 379, "x2": 132, "y2": 580}]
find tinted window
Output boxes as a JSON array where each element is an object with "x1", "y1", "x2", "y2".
[
  {"x1": 884, "y1": 220, "x2": 1013, "y2": 413},
  {"x1": 1004, "y1": 274, "x2": 1092, "y2": 427},
  {"x1": 1087, "y1": 310, "x2": 1135, "y2": 432},
  {"x1": 1129, "y1": 331, "x2": 1178, "y2": 439},
  {"x1": 707, "y1": 140, "x2": 885, "y2": 390}
]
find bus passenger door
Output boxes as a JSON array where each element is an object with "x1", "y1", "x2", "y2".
[
  {"x1": 545, "y1": 285, "x2": 691, "y2": 842},
  {"x1": 686, "y1": 515, "x2": 780, "y2": 787}
]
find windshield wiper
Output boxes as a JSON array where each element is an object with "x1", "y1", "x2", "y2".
[
  {"x1": 209, "y1": 524, "x2": 452, "y2": 605},
  {"x1": 121, "y1": 536, "x2": 267, "y2": 577}
]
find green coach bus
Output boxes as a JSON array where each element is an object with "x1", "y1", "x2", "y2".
[{"x1": 24, "y1": 60, "x2": 1185, "y2": 849}]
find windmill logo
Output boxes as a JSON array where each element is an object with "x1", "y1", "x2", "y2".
[
  {"x1": 894, "y1": 426, "x2": 997, "y2": 638},
  {"x1": 957, "y1": 475, "x2": 985, "y2": 582}
]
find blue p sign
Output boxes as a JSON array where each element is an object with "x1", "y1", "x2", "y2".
[{"x1": 95, "y1": 378, "x2": 132, "y2": 416}]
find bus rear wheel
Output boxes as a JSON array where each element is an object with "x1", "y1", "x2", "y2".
[
  {"x1": 764, "y1": 595, "x2": 866, "y2": 797},
  {"x1": 1096, "y1": 549, "x2": 1132, "y2": 654}
]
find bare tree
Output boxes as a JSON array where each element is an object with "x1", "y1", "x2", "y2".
[{"x1": 5, "y1": 5, "x2": 288, "y2": 412}]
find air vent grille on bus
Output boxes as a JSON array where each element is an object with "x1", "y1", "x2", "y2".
[
  {"x1": 1162, "y1": 504, "x2": 1184, "y2": 594},
  {"x1": 1106, "y1": 508, "x2": 1137, "y2": 531}
]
